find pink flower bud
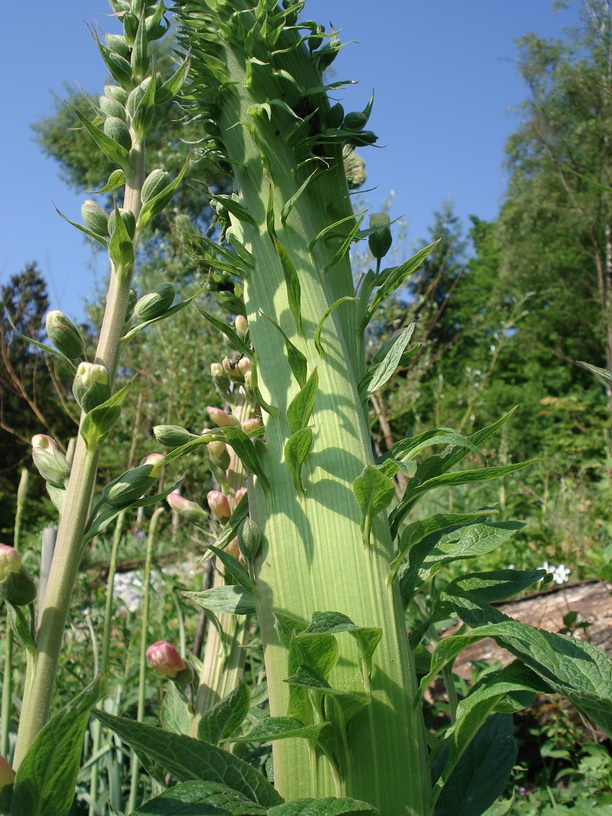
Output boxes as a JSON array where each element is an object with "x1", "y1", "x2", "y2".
[
  {"x1": 241, "y1": 417, "x2": 262, "y2": 434},
  {"x1": 237, "y1": 357, "x2": 252, "y2": 376},
  {"x1": 207, "y1": 490, "x2": 232, "y2": 520},
  {"x1": 207, "y1": 406, "x2": 239, "y2": 428},
  {"x1": 0, "y1": 544, "x2": 22, "y2": 582},
  {"x1": 166, "y1": 492, "x2": 207, "y2": 523},
  {"x1": 140, "y1": 452, "x2": 164, "y2": 478},
  {"x1": 234, "y1": 487, "x2": 248, "y2": 506},
  {"x1": 146, "y1": 641, "x2": 187, "y2": 677},
  {"x1": 235, "y1": 315, "x2": 248, "y2": 339},
  {"x1": 0, "y1": 755, "x2": 14, "y2": 792}
]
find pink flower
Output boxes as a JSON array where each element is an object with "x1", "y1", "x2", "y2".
[
  {"x1": 166, "y1": 492, "x2": 207, "y2": 523},
  {"x1": 146, "y1": 641, "x2": 187, "y2": 678},
  {"x1": 207, "y1": 490, "x2": 232, "y2": 520}
]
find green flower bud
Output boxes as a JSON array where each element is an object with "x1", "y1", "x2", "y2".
[
  {"x1": 238, "y1": 518, "x2": 262, "y2": 561},
  {"x1": 133, "y1": 282, "x2": 176, "y2": 321},
  {"x1": 141, "y1": 169, "x2": 172, "y2": 205},
  {"x1": 368, "y1": 213, "x2": 393, "y2": 260},
  {"x1": 126, "y1": 79, "x2": 149, "y2": 118},
  {"x1": 0, "y1": 568, "x2": 37, "y2": 607},
  {"x1": 81, "y1": 200, "x2": 109, "y2": 238},
  {"x1": 328, "y1": 102, "x2": 344, "y2": 129},
  {"x1": 108, "y1": 207, "x2": 136, "y2": 239},
  {"x1": 46, "y1": 310, "x2": 85, "y2": 359},
  {"x1": 210, "y1": 362, "x2": 231, "y2": 392},
  {"x1": 0, "y1": 543, "x2": 21, "y2": 582},
  {"x1": 126, "y1": 287, "x2": 138, "y2": 320},
  {"x1": 345, "y1": 129, "x2": 378, "y2": 148},
  {"x1": 104, "y1": 84, "x2": 128, "y2": 105},
  {"x1": 102, "y1": 455, "x2": 163, "y2": 509},
  {"x1": 103, "y1": 116, "x2": 132, "y2": 152},
  {"x1": 343, "y1": 111, "x2": 368, "y2": 131},
  {"x1": 105, "y1": 33, "x2": 130, "y2": 58},
  {"x1": 235, "y1": 315, "x2": 248, "y2": 340},
  {"x1": 153, "y1": 424, "x2": 194, "y2": 447},
  {"x1": 73, "y1": 362, "x2": 111, "y2": 412},
  {"x1": 31, "y1": 434, "x2": 71, "y2": 488},
  {"x1": 99, "y1": 94, "x2": 126, "y2": 119},
  {"x1": 123, "y1": 12, "x2": 139, "y2": 45}
]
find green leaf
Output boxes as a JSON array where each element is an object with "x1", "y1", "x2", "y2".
[
  {"x1": 93, "y1": 710, "x2": 282, "y2": 808},
  {"x1": 72, "y1": 105, "x2": 130, "y2": 171},
  {"x1": 160, "y1": 682, "x2": 192, "y2": 736},
  {"x1": 80, "y1": 382, "x2": 132, "y2": 449},
  {"x1": 196, "y1": 307, "x2": 252, "y2": 358},
  {"x1": 53, "y1": 203, "x2": 108, "y2": 249},
  {"x1": 230, "y1": 716, "x2": 331, "y2": 745},
  {"x1": 399, "y1": 521, "x2": 523, "y2": 606},
  {"x1": 363, "y1": 323, "x2": 416, "y2": 395},
  {"x1": 285, "y1": 427, "x2": 313, "y2": 493},
  {"x1": 268, "y1": 798, "x2": 376, "y2": 816},
  {"x1": 285, "y1": 666, "x2": 370, "y2": 727},
  {"x1": 182, "y1": 586, "x2": 256, "y2": 616},
  {"x1": 198, "y1": 682, "x2": 251, "y2": 745},
  {"x1": 388, "y1": 511, "x2": 496, "y2": 582},
  {"x1": 307, "y1": 211, "x2": 365, "y2": 253},
  {"x1": 322, "y1": 214, "x2": 365, "y2": 274},
  {"x1": 259, "y1": 312, "x2": 307, "y2": 388},
  {"x1": 205, "y1": 543, "x2": 253, "y2": 593},
  {"x1": 156, "y1": 55, "x2": 191, "y2": 105},
  {"x1": 273, "y1": 234, "x2": 303, "y2": 334},
  {"x1": 314, "y1": 296, "x2": 356, "y2": 356},
  {"x1": 11, "y1": 674, "x2": 106, "y2": 816},
  {"x1": 129, "y1": 780, "x2": 266, "y2": 814},
  {"x1": 223, "y1": 427, "x2": 270, "y2": 489},
  {"x1": 88, "y1": 168, "x2": 125, "y2": 193},
  {"x1": 138, "y1": 157, "x2": 191, "y2": 230},
  {"x1": 274, "y1": 612, "x2": 309, "y2": 650},
  {"x1": 360, "y1": 241, "x2": 436, "y2": 330},
  {"x1": 281, "y1": 170, "x2": 317, "y2": 224},
  {"x1": 578, "y1": 360, "x2": 612, "y2": 382},
  {"x1": 287, "y1": 368, "x2": 318, "y2": 434},
  {"x1": 433, "y1": 714, "x2": 517, "y2": 816},
  {"x1": 443, "y1": 569, "x2": 546, "y2": 606},
  {"x1": 108, "y1": 206, "x2": 134, "y2": 272},
  {"x1": 352, "y1": 464, "x2": 395, "y2": 546},
  {"x1": 381, "y1": 427, "x2": 481, "y2": 465}
]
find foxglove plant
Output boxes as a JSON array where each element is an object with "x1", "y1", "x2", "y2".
[{"x1": 5, "y1": 2, "x2": 612, "y2": 816}]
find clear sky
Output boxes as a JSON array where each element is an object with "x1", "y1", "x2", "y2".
[{"x1": 1, "y1": 1, "x2": 580, "y2": 323}]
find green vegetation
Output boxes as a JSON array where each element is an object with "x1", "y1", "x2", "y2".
[{"x1": 0, "y1": 1, "x2": 611, "y2": 815}]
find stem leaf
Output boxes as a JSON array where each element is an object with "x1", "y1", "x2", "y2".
[
  {"x1": 182, "y1": 586, "x2": 256, "y2": 615},
  {"x1": 230, "y1": 716, "x2": 331, "y2": 745},
  {"x1": 223, "y1": 427, "x2": 270, "y2": 489},
  {"x1": 284, "y1": 427, "x2": 313, "y2": 493},
  {"x1": 287, "y1": 368, "x2": 318, "y2": 434},
  {"x1": 197, "y1": 682, "x2": 251, "y2": 745},
  {"x1": 11, "y1": 674, "x2": 107, "y2": 816},
  {"x1": 268, "y1": 798, "x2": 376, "y2": 816},
  {"x1": 93, "y1": 710, "x2": 282, "y2": 807},
  {"x1": 72, "y1": 105, "x2": 130, "y2": 172},
  {"x1": 314, "y1": 297, "x2": 355, "y2": 356},
  {"x1": 205, "y1": 543, "x2": 253, "y2": 592},
  {"x1": 362, "y1": 322, "x2": 416, "y2": 396},
  {"x1": 129, "y1": 780, "x2": 266, "y2": 814},
  {"x1": 80, "y1": 382, "x2": 132, "y2": 449},
  {"x1": 352, "y1": 464, "x2": 395, "y2": 544}
]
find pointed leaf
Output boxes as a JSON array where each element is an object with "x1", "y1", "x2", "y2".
[
  {"x1": 287, "y1": 368, "x2": 318, "y2": 434},
  {"x1": 268, "y1": 799, "x2": 376, "y2": 816},
  {"x1": 130, "y1": 780, "x2": 266, "y2": 814},
  {"x1": 196, "y1": 307, "x2": 252, "y2": 358},
  {"x1": 353, "y1": 464, "x2": 395, "y2": 545},
  {"x1": 223, "y1": 427, "x2": 270, "y2": 489},
  {"x1": 284, "y1": 427, "x2": 313, "y2": 493},
  {"x1": 182, "y1": 586, "x2": 256, "y2": 616},
  {"x1": 206, "y1": 543, "x2": 253, "y2": 592},
  {"x1": 80, "y1": 382, "x2": 132, "y2": 449},
  {"x1": 364, "y1": 323, "x2": 416, "y2": 395},
  {"x1": 93, "y1": 711, "x2": 282, "y2": 807},
  {"x1": 198, "y1": 682, "x2": 251, "y2": 745},
  {"x1": 272, "y1": 234, "x2": 302, "y2": 334},
  {"x1": 11, "y1": 674, "x2": 107, "y2": 816},
  {"x1": 230, "y1": 716, "x2": 331, "y2": 745},
  {"x1": 314, "y1": 297, "x2": 356, "y2": 356},
  {"x1": 72, "y1": 105, "x2": 130, "y2": 171},
  {"x1": 160, "y1": 682, "x2": 192, "y2": 736}
]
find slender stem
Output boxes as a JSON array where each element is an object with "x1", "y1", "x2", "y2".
[
  {"x1": 1, "y1": 621, "x2": 13, "y2": 759},
  {"x1": 128, "y1": 507, "x2": 164, "y2": 815}
]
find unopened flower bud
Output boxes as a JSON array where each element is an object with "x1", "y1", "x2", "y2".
[
  {"x1": 237, "y1": 357, "x2": 252, "y2": 377},
  {"x1": 241, "y1": 417, "x2": 262, "y2": 435},
  {"x1": 81, "y1": 200, "x2": 110, "y2": 238},
  {"x1": 153, "y1": 425, "x2": 194, "y2": 447},
  {"x1": 31, "y1": 434, "x2": 71, "y2": 487},
  {"x1": 166, "y1": 492, "x2": 207, "y2": 524},
  {"x1": 104, "y1": 84, "x2": 128, "y2": 105},
  {"x1": 140, "y1": 452, "x2": 165, "y2": 477},
  {"x1": 133, "y1": 282, "x2": 176, "y2": 322},
  {"x1": 146, "y1": 641, "x2": 192, "y2": 681},
  {"x1": 368, "y1": 213, "x2": 392, "y2": 260},
  {"x1": 243, "y1": 370, "x2": 253, "y2": 390},
  {"x1": 238, "y1": 518, "x2": 262, "y2": 561},
  {"x1": 99, "y1": 93, "x2": 126, "y2": 119},
  {"x1": 46, "y1": 310, "x2": 85, "y2": 359},
  {"x1": 103, "y1": 456, "x2": 163, "y2": 509},
  {"x1": 0, "y1": 544, "x2": 21, "y2": 582},
  {"x1": 73, "y1": 362, "x2": 111, "y2": 412},
  {"x1": 210, "y1": 363, "x2": 231, "y2": 392},
  {"x1": 234, "y1": 487, "x2": 248, "y2": 506},
  {"x1": 105, "y1": 33, "x2": 130, "y2": 58},
  {"x1": 141, "y1": 169, "x2": 172, "y2": 205},
  {"x1": 207, "y1": 439, "x2": 227, "y2": 459},
  {"x1": 103, "y1": 115, "x2": 132, "y2": 151},
  {"x1": 235, "y1": 315, "x2": 248, "y2": 339},
  {"x1": 108, "y1": 207, "x2": 136, "y2": 239},
  {"x1": 207, "y1": 490, "x2": 232, "y2": 520},
  {"x1": 0, "y1": 755, "x2": 14, "y2": 804},
  {"x1": 0, "y1": 544, "x2": 36, "y2": 606},
  {"x1": 207, "y1": 406, "x2": 240, "y2": 428}
]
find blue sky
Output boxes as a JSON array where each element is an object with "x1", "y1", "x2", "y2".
[{"x1": 1, "y1": 1, "x2": 579, "y2": 322}]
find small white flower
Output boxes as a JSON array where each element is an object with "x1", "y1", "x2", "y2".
[{"x1": 552, "y1": 564, "x2": 571, "y2": 585}]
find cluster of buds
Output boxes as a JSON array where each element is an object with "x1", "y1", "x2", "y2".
[
  {"x1": 0, "y1": 543, "x2": 36, "y2": 607},
  {"x1": 146, "y1": 640, "x2": 193, "y2": 683}
]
